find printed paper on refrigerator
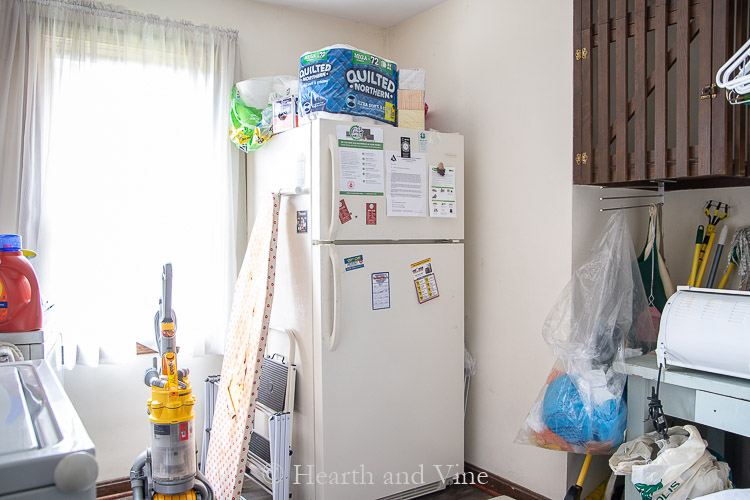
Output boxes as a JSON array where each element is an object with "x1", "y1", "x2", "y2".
[
  {"x1": 386, "y1": 151, "x2": 426, "y2": 217},
  {"x1": 337, "y1": 125, "x2": 384, "y2": 196},
  {"x1": 429, "y1": 163, "x2": 457, "y2": 218}
]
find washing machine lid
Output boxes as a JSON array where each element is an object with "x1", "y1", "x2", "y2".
[
  {"x1": 0, "y1": 363, "x2": 50, "y2": 454},
  {"x1": 0, "y1": 360, "x2": 95, "y2": 496}
]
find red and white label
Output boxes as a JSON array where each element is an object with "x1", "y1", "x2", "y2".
[
  {"x1": 366, "y1": 203, "x2": 377, "y2": 225},
  {"x1": 339, "y1": 199, "x2": 352, "y2": 224},
  {"x1": 180, "y1": 422, "x2": 189, "y2": 441}
]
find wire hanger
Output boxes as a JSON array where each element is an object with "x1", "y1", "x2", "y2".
[{"x1": 726, "y1": 88, "x2": 750, "y2": 106}]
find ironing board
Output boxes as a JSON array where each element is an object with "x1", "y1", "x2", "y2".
[{"x1": 205, "y1": 193, "x2": 280, "y2": 500}]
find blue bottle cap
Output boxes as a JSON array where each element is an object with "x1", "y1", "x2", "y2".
[{"x1": 0, "y1": 234, "x2": 22, "y2": 252}]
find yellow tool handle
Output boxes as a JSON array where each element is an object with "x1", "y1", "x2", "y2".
[
  {"x1": 718, "y1": 262, "x2": 736, "y2": 290},
  {"x1": 695, "y1": 231, "x2": 717, "y2": 287},
  {"x1": 577, "y1": 454, "x2": 592, "y2": 487},
  {"x1": 687, "y1": 243, "x2": 702, "y2": 287},
  {"x1": 687, "y1": 225, "x2": 706, "y2": 287}
]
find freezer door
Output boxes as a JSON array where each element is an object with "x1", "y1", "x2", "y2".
[
  {"x1": 311, "y1": 119, "x2": 464, "y2": 242},
  {"x1": 310, "y1": 243, "x2": 464, "y2": 500}
]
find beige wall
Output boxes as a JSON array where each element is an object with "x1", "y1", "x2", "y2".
[
  {"x1": 387, "y1": 1, "x2": 574, "y2": 497},
  {"x1": 63, "y1": 0, "x2": 388, "y2": 482}
]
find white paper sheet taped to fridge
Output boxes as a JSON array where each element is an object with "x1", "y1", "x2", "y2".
[
  {"x1": 371, "y1": 272, "x2": 390, "y2": 310},
  {"x1": 386, "y1": 151, "x2": 426, "y2": 217},
  {"x1": 429, "y1": 163, "x2": 457, "y2": 218},
  {"x1": 336, "y1": 125, "x2": 384, "y2": 196}
]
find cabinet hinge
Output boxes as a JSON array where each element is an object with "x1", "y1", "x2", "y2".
[
  {"x1": 576, "y1": 49, "x2": 581, "y2": 61},
  {"x1": 582, "y1": 152, "x2": 588, "y2": 164},
  {"x1": 700, "y1": 84, "x2": 717, "y2": 100},
  {"x1": 575, "y1": 48, "x2": 588, "y2": 61},
  {"x1": 582, "y1": 48, "x2": 588, "y2": 59},
  {"x1": 576, "y1": 153, "x2": 582, "y2": 165}
]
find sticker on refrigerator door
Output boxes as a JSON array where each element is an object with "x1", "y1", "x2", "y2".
[
  {"x1": 400, "y1": 137, "x2": 411, "y2": 158},
  {"x1": 366, "y1": 203, "x2": 377, "y2": 225},
  {"x1": 339, "y1": 199, "x2": 352, "y2": 224},
  {"x1": 337, "y1": 125, "x2": 384, "y2": 196},
  {"x1": 429, "y1": 163, "x2": 457, "y2": 218},
  {"x1": 296, "y1": 211, "x2": 308, "y2": 233},
  {"x1": 418, "y1": 132, "x2": 428, "y2": 153},
  {"x1": 411, "y1": 258, "x2": 439, "y2": 304},
  {"x1": 344, "y1": 255, "x2": 364, "y2": 272},
  {"x1": 371, "y1": 272, "x2": 390, "y2": 310}
]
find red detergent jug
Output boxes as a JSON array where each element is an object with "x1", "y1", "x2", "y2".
[{"x1": 0, "y1": 234, "x2": 42, "y2": 332}]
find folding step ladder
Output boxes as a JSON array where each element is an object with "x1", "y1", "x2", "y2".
[
  {"x1": 245, "y1": 347, "x2": 296, "y2": 500},
  {"x1": 201, "y1": 328, "x2": 297, "y2": 500}
]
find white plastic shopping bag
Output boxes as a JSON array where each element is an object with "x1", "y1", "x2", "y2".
[{"x1": 610, "y1": 425, "x2": 732, "y2": 500}]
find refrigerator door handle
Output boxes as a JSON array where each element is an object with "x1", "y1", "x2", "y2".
[
  {"x1": 327, "y1": 244, "x2": 342, "y2": 351},
  {"x1": 327, "y1": 135, "x2": 338, "y2": 242}
]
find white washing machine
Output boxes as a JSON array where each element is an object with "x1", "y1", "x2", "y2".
[{"x1": 0, "y1": 359, "x2": 97, "y2": 499}]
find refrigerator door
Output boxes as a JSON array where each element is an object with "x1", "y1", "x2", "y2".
[
  {"x1": 311, "y1": 119, "x2": 464, "y2": 242},
  {"x1": 311, "y1": 242, "x2": 464, "y2": 500}
]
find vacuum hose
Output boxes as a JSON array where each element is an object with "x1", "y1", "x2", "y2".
[
  {"x1": 195, "y1": 470, "x2": 214, "y2": 500},
  {"x1": 129, "y1": 450, "x2": 148, "y2": 500}
]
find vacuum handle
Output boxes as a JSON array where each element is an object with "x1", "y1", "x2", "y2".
[{"x1": 161, "y1": 263, "x2": 174, "y2": 324}]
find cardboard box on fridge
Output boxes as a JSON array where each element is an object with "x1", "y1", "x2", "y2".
[
  {"x1": 272, "y1": 96, "x2": 298, "y2": 134},
  {"x1": 397, "y1": 68, "x2": 426, "y2": 130}
]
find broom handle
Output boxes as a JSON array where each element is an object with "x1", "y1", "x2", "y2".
[
  {"x1": 695, "y1": 231, "x2": 717, "y2": 288},
  {"x1": 577, "y1": 454, "x2": 593, "y2": 487}
]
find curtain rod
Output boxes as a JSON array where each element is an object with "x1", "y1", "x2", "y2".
[{"x1": 26, "y1": 0, "x2": 239, "y2": 38}]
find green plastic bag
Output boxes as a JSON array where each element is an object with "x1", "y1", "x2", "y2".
[{"x1": 230, "y1": 76, "x2": 295, "y2": 152}]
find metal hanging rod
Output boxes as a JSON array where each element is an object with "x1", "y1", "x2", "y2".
[
  {"x1": 599, "y1": 180, "x2": 670, "y2": 212},
  {"x1": 601, "y1": 203, "x2": 660, "y2": 212},
  {"x1": 278, "y1": 187, "x2": 309, "y2": 196},
  {"x1": 600, "y1": 194, "x2": 663, "y2": 201}
]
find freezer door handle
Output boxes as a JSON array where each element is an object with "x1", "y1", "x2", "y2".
[
  {"x1": 327, "y1": 135, "x2": 338, "y2": 242},
  {"x1": 327, "y1": 245, "x2": 342, "y2": 351}
]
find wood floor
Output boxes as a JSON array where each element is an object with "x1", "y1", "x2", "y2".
[
  {"x1": 241, "y1": 480, "x2": 494, "y2": 499},
  {"x1": 118, "y1": 482, "x2": 494, "y2": 499},
  {"x1": 423, "y1": 484, "x2": 495, "y2": 499}
]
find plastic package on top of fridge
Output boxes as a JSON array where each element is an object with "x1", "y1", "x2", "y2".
[{"x1": 298, "y1": 45, "x2": 398, "y2": 126}]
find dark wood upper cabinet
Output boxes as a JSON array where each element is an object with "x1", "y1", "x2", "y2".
[{"x1": 573, "y1": 0, "x2": 750, "y2": 189}]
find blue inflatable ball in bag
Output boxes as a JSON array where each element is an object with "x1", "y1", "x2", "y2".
[
  {"x1": 593, "y1": 397, "x2": 627, "y2": 447},
  {"x1": 542, "y1": 374, "x2": 594, "y2": 445}
]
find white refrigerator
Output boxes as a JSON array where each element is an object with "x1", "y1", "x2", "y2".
[{"x1": 251, "y1": 118, "x2": 464, "y2": 500}]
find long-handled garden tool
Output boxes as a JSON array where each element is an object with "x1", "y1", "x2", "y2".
[
  {"x1": 706, "y1": 226, "x2": 729, "y2": 288},
  {"x1": 564, "y1": 454, "x2": 593, "y2": 500},
  {"x1": 687, "y1": 225, "x2": 704, "y2": 288},
  {"x1": 689, "y1": 201, "x2": 729, "y2": 287}
]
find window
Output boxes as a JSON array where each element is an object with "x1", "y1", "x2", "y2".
[{"x1": 0, "y1": 1, "x2": 242, "y2": 366}]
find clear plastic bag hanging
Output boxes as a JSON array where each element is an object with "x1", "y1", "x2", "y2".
[{"x1": 516, "y1": 212, "x2": 654, "y2": 454}]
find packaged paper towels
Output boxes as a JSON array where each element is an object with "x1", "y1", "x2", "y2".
[{"x1": 298, "y1": 45, "x2": 398, "y2": 125}]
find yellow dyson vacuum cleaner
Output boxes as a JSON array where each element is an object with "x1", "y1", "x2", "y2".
[{"x1": 130, "y1": 263, "x2": 213, "y2": 500}]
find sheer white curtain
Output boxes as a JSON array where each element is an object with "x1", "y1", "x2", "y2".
[{"x1": 0, "y1": 0, "x2": 242, "y2": 366}]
